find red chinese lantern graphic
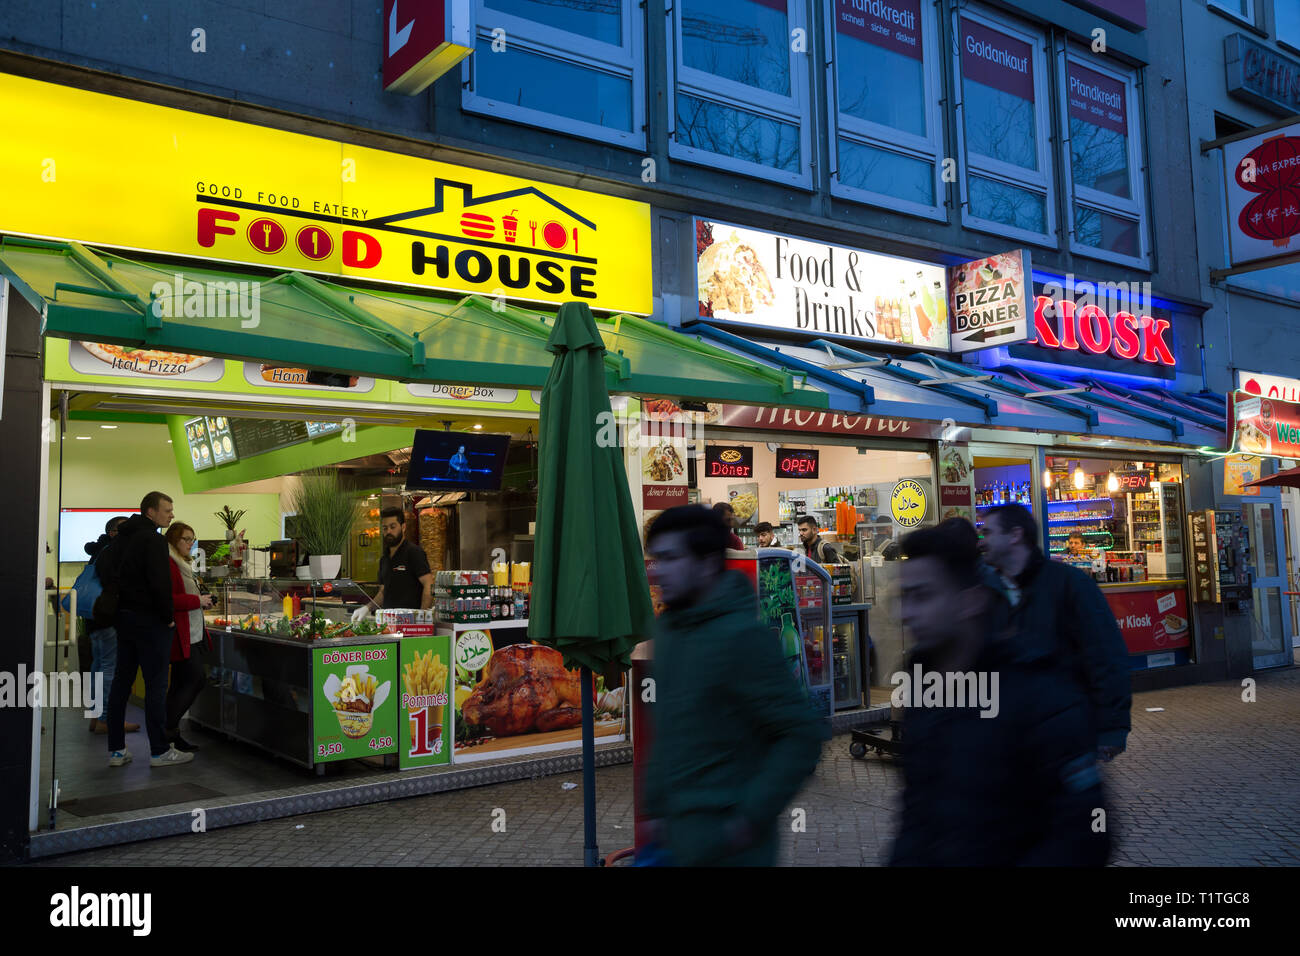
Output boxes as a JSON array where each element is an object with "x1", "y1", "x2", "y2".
[{"x1": 1237, "y1": 135, "x2": 1300, "y2": 247}]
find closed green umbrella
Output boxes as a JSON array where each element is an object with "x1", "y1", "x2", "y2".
[{"x1": 529, "y1": 301, "x2": 654, "y2": 866}]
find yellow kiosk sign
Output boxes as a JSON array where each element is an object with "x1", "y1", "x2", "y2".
[{"x1": 0, "y1": 73, "x2": 652, "y2": 314}]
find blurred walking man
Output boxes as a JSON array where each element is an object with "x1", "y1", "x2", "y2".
[
  {"x1": 980, "y1": 504, "x2": 1131, "y2": 761},
  {"x1": 890, "y1": 520, "x2": 1109, "y2": 866},
  {"x1": 643, "y1": 505, "x2": 823, "y2": 866}
]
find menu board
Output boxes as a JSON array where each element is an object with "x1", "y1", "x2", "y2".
[
  {"x1": 227, "y1": 418, "x2": 312, "y2": 459},
  {"x1": 205, "y1": 416, "x2": 238, "y2": 465},
  {"x1": 184, "y1": 417, "x2": 215, "y2": 472},
  {"x1": 305, "y1": 421, "x2": 343, "y2": 439}
]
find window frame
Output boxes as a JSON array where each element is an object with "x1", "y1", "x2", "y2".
[
  {"x1": 952, "y1": 5, "x2": 1058, "y2": 248},
  {"x1": 1206, "y1": 0, "x2": 1256, "y2": 26},
  {"x1": 666, "y1": 0, "x2": 814, "y2": 189},
  {"x1": 1058, "y1": 46, "x2": 1151, "y2": 268},
  {"x1": 462, "y1": 0, "x2": 647, "y2": 150},
  {"x1": 824, "y1": 0, "x2": 947, "y2": 221}
]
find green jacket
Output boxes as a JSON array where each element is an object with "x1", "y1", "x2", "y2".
[{"x1": 642, "y1": 571, "x2": 825, "y2": 866}]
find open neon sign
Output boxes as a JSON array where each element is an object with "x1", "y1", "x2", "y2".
[{"x1": 1027, "y1": 296, "x2": 1174, "y2": 367}]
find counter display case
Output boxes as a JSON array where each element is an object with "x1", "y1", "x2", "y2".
[{"x1": 193, "y1": 578, "x2": 403, "y2": 770}]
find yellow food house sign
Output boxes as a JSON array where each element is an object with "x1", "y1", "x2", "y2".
[{"x1": 0, "y1": 73, "x2": 652, "y2": 314}]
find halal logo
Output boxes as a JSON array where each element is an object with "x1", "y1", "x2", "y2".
[
  {"x1": 719, "y1": 449, "x2": 743, "y2": 463},
  {"x1": 890, "y1": 479, "x2": 927, "y2": 528}
]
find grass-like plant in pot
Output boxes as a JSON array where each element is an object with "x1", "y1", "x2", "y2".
[{"x1": 288, "y1": 468, "x2": 360, "y2": 580}]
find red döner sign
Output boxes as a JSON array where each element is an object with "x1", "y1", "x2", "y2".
[{"x1": 1027, "y1": 295, "x2": 1174, "y2": 367}]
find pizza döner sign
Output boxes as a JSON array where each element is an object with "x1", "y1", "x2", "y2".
[
  {"x1": 776, "y1": 449, "x2": 820, "y2": 479},
  {"x1": 704, "y1": 445, "x2": 754, "y2": 479}
]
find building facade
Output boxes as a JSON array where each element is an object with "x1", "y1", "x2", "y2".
[{"x1": 2, "y1": 0, "x2": 1296, "y2": 861}]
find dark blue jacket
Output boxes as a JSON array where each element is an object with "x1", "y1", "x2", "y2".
[{"x1": 890, "y1": 599, "x2": 1110, "y2": 866}]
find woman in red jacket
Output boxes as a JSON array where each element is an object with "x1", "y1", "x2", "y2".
[{"x1": 165, "y1": 523, "x2": 212, "y2": 753}]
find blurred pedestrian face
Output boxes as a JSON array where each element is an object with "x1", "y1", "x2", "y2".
[
  {"x1": 382, "y1": 515, "x2": 404, "y2": 547},
  {"x1": 798, "y1": 521, "x2": 819, "y2": 547},
  {"x1": 647, "y1": 530, "x2": 717, "y2": 608},
  {"x1": 147, "y1": 498, "x2": 174, "y2": 528},
  {"x1": 901, "y1": 556, "x2": 982, "y2": 651},
  {"x1": 979, "y1": 512, "x2": 1017, "y2": 572}
]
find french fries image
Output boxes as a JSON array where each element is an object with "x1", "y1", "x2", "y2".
[
  {"x1": 332, "y1": 669, "x2": 377, "y2": 738},
  {"x1": 403, "y1": 650, "x2": 449, "y2": 752}
]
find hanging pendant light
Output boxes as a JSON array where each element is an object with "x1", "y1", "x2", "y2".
[
  {"x1": 1043, "y1": 467, "x2": 1052, "y2": 488},
  {"x1": 1073, "y1": 465, "x2": 1086, "y2": 490},
  {"x1": 1107, "y1": 472, "x2": 1119, "y2": 493}
]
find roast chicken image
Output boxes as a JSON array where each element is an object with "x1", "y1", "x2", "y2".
[{"x1": 461, "y1": 644, "x2": 584, "y2": 736}]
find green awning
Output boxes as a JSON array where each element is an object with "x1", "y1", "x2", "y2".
[{"x1": 0, "y1": 237, "x2": 826, "y2": 409}]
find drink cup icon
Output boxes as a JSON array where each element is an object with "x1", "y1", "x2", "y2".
[{"x1": 503, "y1": 209, "x2": 519, "y2": 243}]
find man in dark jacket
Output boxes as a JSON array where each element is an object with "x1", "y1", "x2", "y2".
[
  {"x1": 100, "y1": 491, "x2": 192, "y2": 766},
  {"x1": 643, "y1": 505, "x2": 824, "y2": 866},
  {"x1": 980, "y1": 503, "x2": 1131, "y2": 760},
  {"x1": 889, "y1": 520, "x2": 1109, "y2": 866},
  {"x1": 84, "y1": 516, "x2": 136, "y2": 734}
]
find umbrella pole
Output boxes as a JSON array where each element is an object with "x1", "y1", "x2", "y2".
[{"x1": 581, "y1": 666, "x2": 599, "y2": 867}]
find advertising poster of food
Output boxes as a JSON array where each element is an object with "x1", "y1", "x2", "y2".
[
  {"x1": 398, "y1": 635, "x2": 453, "y2": 769},
  {"x1": 946, "y1": 249, "x2": 1032, "y2": 353},
  {"x1": 696, "y1": 218, "x2": 949, "y2": 351},
  {"x1": 244, "y1": 363, "x2": 376, "y2": 393},
  {"x1": 452, "y1": 631, "x2": 626, "y2": 763},
  {"x1": 1231, "y1": 390, "x2": 1300, "y2": 458},
  {"x1": 69, "y1": 340, "x2": 226, "y2": 381},
  {"x1": 727, "y1": 482, "x2": 760, "y2": 527},
  {"x1": 1105, "y1": 588, "x2": 1191, "y2": 656},
  {"x1": 312, "y1": 642, "x2": 399, "y2": 763},
  {"x1": 938, "y1": 436, "x2": 975, "y2": 524},
  {"x1": 1224, "y1": 455, "x2": 1263, "y2": 497}
]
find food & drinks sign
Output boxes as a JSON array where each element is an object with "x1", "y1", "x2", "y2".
[
  {"x1": 0, "y1": 73, "x2": 651, "y2": 314},
  {"x1": 695, "y1": 219, "x2": 950, "y2": 351}
]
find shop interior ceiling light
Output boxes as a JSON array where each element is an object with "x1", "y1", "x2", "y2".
[
  {"x1": 1043, "y1": 468, "x2": 1053, "y2": 488},
  {"x1": 1073, "y1": 466, "x2": 1086, "y2": 490},
  {"x1": 100, "y1": 424, "x2": 117, "y2": 429},
  {"x1": 1107, "y1": 473, "x2": 1119, "y2": 492}
]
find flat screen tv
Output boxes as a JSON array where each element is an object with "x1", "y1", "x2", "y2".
[
  {"x1": 59, "y1": 508, "x2": 138, "y2": 562},
  {"x1": 405, "y1": 431, "x2": 511, "y2": 492}
]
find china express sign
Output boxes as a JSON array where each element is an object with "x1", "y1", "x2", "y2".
[{"x1": 0, "y1": 73, "x2": 652, "y2": 314}]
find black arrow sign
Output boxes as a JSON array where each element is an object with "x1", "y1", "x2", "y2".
[{"x1": 961, "y1": 323, "x2": 1019, "y2": 343}]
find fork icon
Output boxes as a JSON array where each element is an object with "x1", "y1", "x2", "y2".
[{"x1": 529, "y1": 220, "x2": 538, "y2": 246}]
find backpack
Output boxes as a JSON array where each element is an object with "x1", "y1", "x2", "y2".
[
  {"x1": 89, "y1": 535, "x2": 124, "y2": 627},
  {"x1": 61, "y1": 555, "x2": 105, "y2": 621}
]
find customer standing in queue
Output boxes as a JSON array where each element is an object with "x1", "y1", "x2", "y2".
[
  {"x1": 100, "y1": 491, "x2": 194, "y2": 766},
  {"x1": 979, "y1": 503, "x2": 1131, "y2": 762},
  {"x1": 354, "y1": 507, "x2": 433, "y2": 620},
  {"x1": 889, "y1": 519, "x2": 1109, "y2": 865},
  {"x1": 755, "y1": 521, "x2": 781, "y2": 548},
  {"x1": 85, "y1": 516, "x2": 138, "y2": 735},
  {"x1": 711, "y1": 501, "x2": 745, "y2": 551},
  {"x1": 642, "y1": 505, "x2": 823, "y2": 866},
  {"x1": 797, "y1": 514, "x2": 840, "y2": 565},
  {"x1": 164, "y1": 522, "x2": 212, "y2": 753}
]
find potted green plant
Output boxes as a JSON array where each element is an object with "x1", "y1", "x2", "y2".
[
  {"x1": 288, "y1": 468, "x2": 359, "y2": 580},
  {"x1": 208, "y1": 542, "x2": 232, "y2": 579},
  {"x1": 215, "y1": 506, "x2": 247, "y2": 542}
]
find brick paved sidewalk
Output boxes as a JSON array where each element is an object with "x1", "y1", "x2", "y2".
[{"x1": 30, "y1": 667, "x2": 1300, "y2": 866}]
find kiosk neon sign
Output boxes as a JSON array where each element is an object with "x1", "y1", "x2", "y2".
[{"x1": 1027, "y1": 296, "x2": 1174, "y2": 367}]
